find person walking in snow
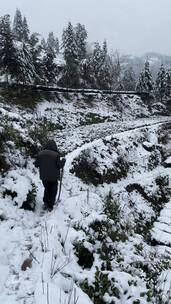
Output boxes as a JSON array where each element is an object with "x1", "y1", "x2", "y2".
[{"x1": 35, "y1": 140, "x2": 65, "y2": 211}]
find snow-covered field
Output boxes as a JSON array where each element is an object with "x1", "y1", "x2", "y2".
[{"x1": 0, "y1": 93, "x2": 171, "y2": 303}]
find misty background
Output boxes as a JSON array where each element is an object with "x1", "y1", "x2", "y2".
[{"x1": 1, "y1": 0, "x2": 171, "y2": 56}]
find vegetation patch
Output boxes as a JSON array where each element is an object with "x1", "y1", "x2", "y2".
[
  {"x1": 80, "y1": 113, "x2": 109, "y2": 126},
  {"x1": 80, "y1": 267, "x2": 120, "y2": 304},
  {"x1": 71, "y1": 150, "x2": 129, "y2": 185},
  {"x1": 0, "y1": 153, "x2": 10, "y2": 173},
  {"x1": 3, "y1": 189, "x2": 17, "y2": 200},
  {"x1": 28, "y1": 118, "x2": 63, "y2": 147},
  {"x1": 126, "y1": 175, "x2": 170, "y2": 215},
  {"x1": 74, "y1": 241, "x2": 94, "y2": 269},
  {"x1": 21, "y1": 184, "x2": 37, "y2": 211}
]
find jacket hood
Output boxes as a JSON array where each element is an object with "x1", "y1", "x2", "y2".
[{"x1": 44, "y1": 140, "x2": 58, "y2": 152}]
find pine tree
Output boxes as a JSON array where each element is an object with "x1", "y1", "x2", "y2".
[
  {"x1": 122, "y1": 66, "x2": 136, "y2": 90},
  {"x1": 62, "y1": 21, "x2": 78, "y2": 63},
  {"x1": 79, "y1": 55, "x2": 94, "y2": 88},
  {"x1": 102, "y1": 40, "x2": 107, "y2": 60},
  {"x1": 41, "y1": 38, "x2": 46, "y2": 50},
  {"x1": 61, "y1": 21, "x2": 79, "y2": 87},
  {"x1": 92, "y1": 42, "x2": 104, "y2": 71},
  {"x1": 22, "y1": 16, "x2": 29, "y2": 42},
  {"x1": 14, "y1": 42, "x2": 36, "y2": 83},
  {"x1": 86, "y1": 41, "x2": 105, "y2": 88},
  {"x1": 97, "y1": 41, "x2": 114, "y2": 89},
  {"x1": 165, "y1": 69, "x2": 171, "y2": 98},
  {"x1": 75, "y1": 23, "x2": 87, "y2": 61},
  {"x1": 80, "y1": 41, "x2": 115, "y2": 89},
  {"x1": 136, "y1": 72, "x2": 146, "y2": 92},
  {"x1": 112, "y1": 51, "x2": 122, "y2": 90},
  {"x1": 54, "y1": 37, "x2": 59, "y2": 54},
  {"x1": 46, "y1": 32, "x2": 56, "y2": 57},
  {"x1": 42, "y1": 52, "x2": 57, "y2": 84},
  {"x1": 156, "y1": 64, "x2": 166, "y2": 102},
  {"x1": 144, "y1": 60, "x2": 154, "y2": 92},
  {"x1": 98, "y1": 55, "x2": 115, "y2": 89},
  {"x1": 13, "y1": 9, "x2": 23, "y2": 41},
  {"x1": 41, "y1": 32, "x2": 60, "y2": 84},
  {"x1": 136, "y1": 60, "x2": 154, "y2": 93},
  {"x1": 86, "y1": 42, "x2": 103, "y2": 88},
  {"x1": 29, "y1": 33, "x2": 43, "y2": 83},
  {"x1": 0, "y1": 14, "x2": 18, "y2": 82}
]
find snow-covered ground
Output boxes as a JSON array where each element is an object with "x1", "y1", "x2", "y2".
[{"x1": 0, "y1": 94, "x2": 171, "y2": 303}]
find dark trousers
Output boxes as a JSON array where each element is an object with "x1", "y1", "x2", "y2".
[{"x1": 42, "y1": 181, "x2": 58, "y2": 208}]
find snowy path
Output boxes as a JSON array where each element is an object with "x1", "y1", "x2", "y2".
[
  {"x1": 55, "y1": 116, "x2": 171, "y2": 153},
  {"x1": 0, "y1": 117, "x2": 171, "y2": 303}
]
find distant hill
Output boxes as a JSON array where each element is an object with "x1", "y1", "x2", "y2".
[{"x1": 121, "y1": 52, "x2": 171, "y2": 76}]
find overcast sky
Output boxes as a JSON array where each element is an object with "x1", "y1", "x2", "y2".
[{"x1": 1, "y1": 0, "x2": 171, "y2": 56}]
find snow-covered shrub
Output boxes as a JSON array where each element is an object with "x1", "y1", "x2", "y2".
[
  {"x1": 103, "y1": 192, "x2": 121, "y2": 222},
  {"x1": 131, "y1": 254, "x2": 171, "y2": 298},
  {"x1": 0, "y1": 154, "x2": 10, "y2": 173},
  {"x1": 71, "y1": 150, "x2": 101, "y2": 185},
  {"x1": 28, "y1": 117, "x2": 63, "y2": 146},
  {"x1": 150, "y1": 102, "x2": 168, "y2": 116},
  {"x1": 21, "y1": 183, "x2": 37, "y2": 211},
  {"x1": 2, "y1": 189, "x2": 17, "y2": 200},
  {"x1": 157, "y1": 122, "x2": 171, "y2": 145},
  {"x1": 0, "y1": 131, "x2": 10, "y2": 173},
  {"x1": 80, "y1": 113, "x2": 107, "y2": 126},
  {"x1": 126, "y1": 175, "x2": 170, "y2": 215},
  {"x1": 74, "y1": 240, "x2": 94, "y2": 269},
  {"x1": 80, "y1": 267, "x2": 120, "y2": 304},
  {"x1": 71, "y1": 149, "x2": 129, "y2": 185},
  {"x1": 148, "y1": 149, "x2": 163, "y2": 170},
  {"x1": 1, "y1": 123, "x2": 24, "y2": 150}
]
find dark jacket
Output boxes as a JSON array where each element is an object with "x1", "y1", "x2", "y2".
[{"x1": 35, "y1": 140, "x2": 65, "y2": 182}]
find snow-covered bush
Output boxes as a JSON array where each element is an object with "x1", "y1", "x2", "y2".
[
  {"x1": 71, "y1": 148, "x2": 129, "y2": 185},
  {"x1": 74, "y1": 240, "x2": 94, "y2": 269},
  {"x1": 80, "y1": 266, "x2": 121, "y2": 304},
  {"x1": 21, "y1": 183, "x2": 37, "y2": 211}
]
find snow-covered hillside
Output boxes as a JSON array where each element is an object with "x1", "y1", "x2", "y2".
[{"x1": 0, "y1": 92, "x2": 171, "y2": 304}]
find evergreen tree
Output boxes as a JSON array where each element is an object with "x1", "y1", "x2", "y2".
[
  {"x1": 75, "y1": 23, "x2": 87, "y2": 61},
  {"x1": 61, "y1": 21, "x2": 79, "y2": 87},
  {"x1": 14, "y1": 42, "x2": 36, "y2": 83},
  {"x1": 29, "y1": 33, "x2": 43, "y2": 83},
  {"x1": 0, "y1": 14, "x2": 18, "y2": 82},
  {"x1": 122, "y1": 66, "x2": 136, "y2": 90},
  {"x1": 165, "y1": 69, "x2": 171, "y2": 98},
  {"x1": 62, "y1": 21, "x2": 78, "y2": 63},
  {"x1": 79, "y1": 55, "x2": 94, "y2": 88},
  {"x1": 42, "y1": 52, "x2": 57, "y2": 84},
  {"x1": 80, "y1": 41, "x2": 115, "y2": 89},
  {"x1": 13, "y1": 8, "x2": 23, "y2": 41},
  {"x1": 86, "y1": 42, "x2": 104, "y2": 88},
  {"x1": 46, "y1": 32, "x2": 56, "y2": 57},
  {"x1": 22, "y1": 16, "x2": 29, "y2": 42},
  {"x1": 156, "y1": 64, "x2": 166, "y2": 102},
  {"x1": 41, "y1": 38, "x2": 46, "y2": 51},
  {"x1": 136, "y1": 72, "x2": 146, "y2": 92},
  {"x1": 136, "y1": 60, "x2": 154, "y2": 93},
  {"x1": 102, "y1": 40, "x2": 107, "y2": 60},
  {"x1": 98, "y1": 55, "x2": 116, "y2": 89},
  {"x1": 97, "y1": 41, "x2": 115, "y2": 89},
  {"x1": 54, "y1": 37, "x2": 59, "y2": 54},
  {"x1": 42, "y1": 32, "x2": 60, "y2": 84},
  {"x1": 143, "y1": 60, "x2": 154, "y2": 92},
  {"x1": 85, "y1": 41, "x2": 105, "y2": 88},
  {"x1": 112, "y1": 51, "x2": 122, "y2": 90},
  {"x1": 92, "y1": 42, "x2": 104, "y2": 71}
]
